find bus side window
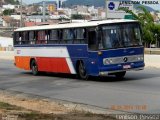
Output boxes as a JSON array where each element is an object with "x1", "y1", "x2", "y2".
[
  {"x1": 62, "y1": 29, "x2": 73, "y2": 44},
  {"x1": 88, "y1": 28, "x2": 97, "y2": 50},
  {"x1": 13, "y1": 32, "x2": 16, "y2": 45},
  {"x1": 48, "y1": 30, "x2": 59, "y2": 44},
  {"x1": 22, "y1": 31, "x2": 29, "y2": 45},
  {"x1": 15, "y1": 32, "x2": 22, "y2": 45},
  {"x1": 98, "y1": 30, "x2": 104, "y2": 49},
  {"x1": 36, "y1": 31, "x2": 47, "y2": 44},
  {"x1": 44, "y1": 31, "x2": 48, "y2": 44},
  {"x1": 29, "y1": 31, "x2": 36, "y2": 45},
  {"x1": 74, "y1": 28, "x2": 86, "y2": 44}
]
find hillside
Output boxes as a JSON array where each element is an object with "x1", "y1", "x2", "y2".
[
  {"x1": 64, "y1": 0, "x2": 155, "y2": 11},
  {"x1": 33, "y1": 0, "x2": 155, "y2": 12},
  {"x1": 64, "y1": 0, "x2": 105, "y2": 7},
  {"x1": 3, "y1": 0, "x2": 19, "y2": 5}
]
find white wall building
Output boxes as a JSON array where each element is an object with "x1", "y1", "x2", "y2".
[
  {"x1": 2, "y1": 4, "x2": 15, "y2": 9},
  {"x1": 62, "y1": 8, "x2": 72, "y2": 17},
  {"x1": 0, "y1": 37, "x2": 13, "y2": 47},
  {"x1": 11, "y1": 15, "x2": 21, "y2": 20},
  {"x1": 26, "y1": 15, "x2": 50, "y2": 22}
]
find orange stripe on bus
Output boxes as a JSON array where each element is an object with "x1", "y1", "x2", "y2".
[
  {"x1": 37, "y1": 57, "x2": 71, "y2": 73},
  {"x1": 15, "y1": 56, "x2": 31, "y2": 70},
  {"x1": 15, "y1": 56, "x2": 71, "y2": 74}
]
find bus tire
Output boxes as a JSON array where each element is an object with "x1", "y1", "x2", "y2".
[
  {"x1": 77, "y1": 61, "x2": 88, "y2": 80},
  {"x1": 31, "y1": 59, "x2": 39, "y2": 76},
  {"x1": 115, "y1": 71, "x2": 126, "y2": 79}
]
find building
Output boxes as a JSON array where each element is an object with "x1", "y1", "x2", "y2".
[
  {"x1": 2, "y1": 4, "x2": 15, "y2": 9},
  {"x1": 26, "y1": 15, "x2": 50, "y2": 23},
  {"x1": 0, "y1": 0, "x2": 4, "y2": 7},
  {"x1": 26, "y1": 5, "x2": 39, "y2": 15},
  {"x1": 0, "y1": 37, "x2": 13, "y2": 48},
  {"x1": 2, "y1": 16, "x2": 13, "y2": 27},
  {"x1": 2, "y1": 16, "x2": 20, "y2": 27},
  {"x1": 11, "y1": 15, "x2": 21, "y2": 20}
]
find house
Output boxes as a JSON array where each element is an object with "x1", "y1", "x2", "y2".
[
  {"x1": 2, "y1": 16, "x2": 12, "y2": 27},
  {"x1": 11, "y1": 15, "x2": 21, "y2": 20},
  {"x1": 2, "y1": 4, "x2": 15, "y2": 10},
  {"x1": 26, "y1": 15, "x2": 50, "y2": 22},
  {"x1": 2, "y1": 16, "x2": 20, "y2": 27},
  {"x1": 0, "y1": 0, "x2": 4, "y2": 7},
  {"x1": 26, "y1": 5, "x2": 39, "y2": 15}
]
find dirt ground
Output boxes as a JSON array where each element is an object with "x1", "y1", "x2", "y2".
[{"x1": 0, "y1": 91, "x2": 117, "y2": 120}]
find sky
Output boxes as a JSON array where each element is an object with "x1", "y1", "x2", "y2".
[{"x1": 22, "y1": 0, "x2": 160, "y2": 10}]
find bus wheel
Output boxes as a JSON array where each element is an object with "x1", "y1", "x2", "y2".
[
  {"x1": 115, "y1": 71, "x2": 126, "y2": 79},
  {"x1": 78, "y1": 61, "x2": 88, "y2": 80},
  {"x1": 31, "y1": 60, "x2": 39, "y2": 76}
]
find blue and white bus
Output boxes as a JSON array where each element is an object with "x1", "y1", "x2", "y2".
[{"x1": 14, "y1": 19, "x2": 144, "y2": 79}]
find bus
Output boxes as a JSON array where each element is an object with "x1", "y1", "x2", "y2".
[{"x1": 13, "y1": 19, "x2": 145, "y2": 79}]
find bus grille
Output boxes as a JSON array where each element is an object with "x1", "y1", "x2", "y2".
[{"x1": 103, "y1": 55, "x2": 144, "y2": 65}]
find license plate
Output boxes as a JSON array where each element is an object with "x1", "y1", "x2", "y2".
[{"x1": 123, "y1": 65, "x2": 131, "y2": 69}]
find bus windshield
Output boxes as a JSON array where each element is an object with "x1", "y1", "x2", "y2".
[{"x1": 99, "y1": 23, "x2": 142, "y2": 50}]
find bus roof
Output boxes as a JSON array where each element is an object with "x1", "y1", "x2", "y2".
[{"x1": 15, "y1": 19, "x2": 138, "y2": 32}]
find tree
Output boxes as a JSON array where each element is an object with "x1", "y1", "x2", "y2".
[
  {"x1": 5, "y1": 0, "x2": 19, "y2": 5},
  {"x1": 119, "y1": 6, "x2": 155, "y2": 45},
  {"x1": 153, "y1": 24, "x2": 160, "y2": 45},
  {"x1": 71, "y1": 14, "x2": 85, "y2": 19},
  {"x1": 3, "y1": 9, "x2": 14, "y2": 15}
]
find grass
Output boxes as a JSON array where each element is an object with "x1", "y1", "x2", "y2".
[
  {"x1": 0, "y1": 102, "x2": 22, "y2": 110},
  {"x1": 0, "y1": 101, "x2": 117, "y2": 120}
]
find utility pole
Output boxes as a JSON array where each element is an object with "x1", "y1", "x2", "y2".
[
  {"x1": 20, "y1": 0, "x2": 22, "y2": 27},
  {"x1": 42, "y1": 1, "x2": 46, "y2": 22},
  {"x1": 106, "y1": 0, "x2": 108, "y2": 19}
]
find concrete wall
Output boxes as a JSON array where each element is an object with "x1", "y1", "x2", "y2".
[{"x1": 0, "y1": 37, "x2": 13, "y2": 51}]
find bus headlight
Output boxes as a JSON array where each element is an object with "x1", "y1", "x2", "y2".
[
  {"x1": 138, "y1": 57, "x2": 141, "y2": 61},
  {"x1": 103, "y1": 59, "x2": 113, "y2": 65},
  {"x1": 138, "y1": 56, "x2": 144, "y2": 61},
  {"x1": 103, "y1": 59, "x2": 110, "y2": 65},
  {"x1": 141, "y1": 56, "x2": 144, "y2": 60}
]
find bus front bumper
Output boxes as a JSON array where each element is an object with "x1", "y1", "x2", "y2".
[
  {"x1": 99, "y1": 67, "x2": 144, "y2": 76},
  {"x1": 99, "y1": 62, "x2": 145, "y2": 76}
]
